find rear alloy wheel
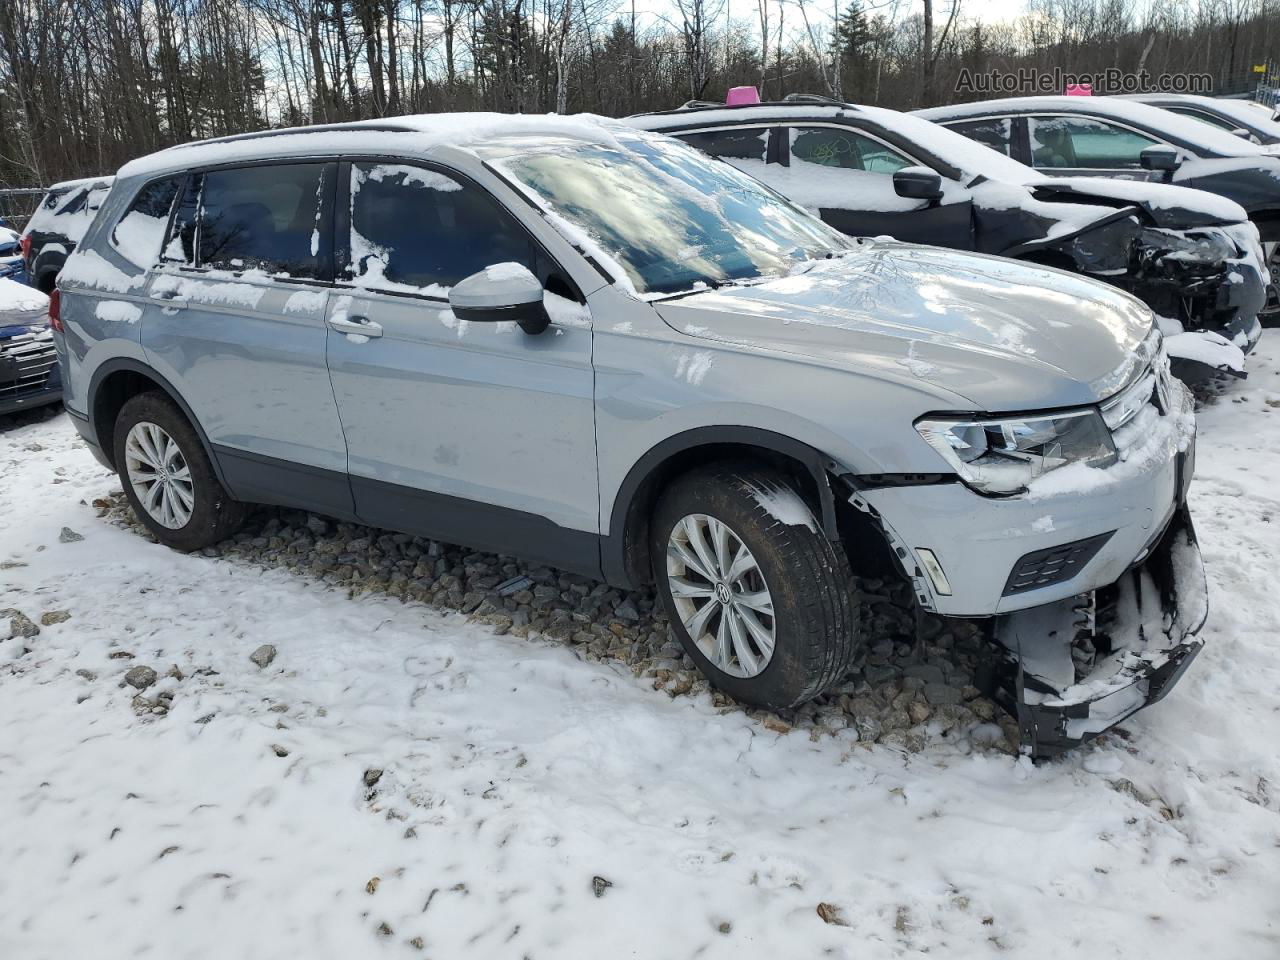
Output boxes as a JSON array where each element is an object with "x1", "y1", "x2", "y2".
[
  {"x1": 652, "y1": 464, "x2": 860, "y2": 710},
  {"x1": 112, "y1": 391, "x2": 247, "y2": 551},
  {"x1": 124, "y1": 421, "x2": 195, "y2": 529}
]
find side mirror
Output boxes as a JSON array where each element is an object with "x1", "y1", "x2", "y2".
[
  {"x1": 448, "y1": 263, "x2": 549, "y2": 335},
  {"x1": 1139, "y1": 145, "x2": 1181, "y2": 173},
  {"x1": 1230, "y1": 127, "x2": 1253, "y2": 139},
  {"x1": 893, "y1": 166, "x2": 945, "y2": 202}
]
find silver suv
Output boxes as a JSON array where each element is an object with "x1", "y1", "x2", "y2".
[{"x1": 53, "y1": 115, "x2": 1207, "y2": 757}]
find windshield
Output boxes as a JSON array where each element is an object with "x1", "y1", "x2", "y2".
[{"x1": 495, "y1": 134, "x2": 853, "y2": 295}]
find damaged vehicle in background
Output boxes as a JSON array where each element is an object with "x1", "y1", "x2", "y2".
[
  {"x1": 917, "y1": 95, "x2": 1280, "y2": 326},
  {"x1": 54, "y1": 114, "x2": 1206, "y2": 758},
  {"x1": 629, "y1": 92, "x2": 1265, "y2": 381}
]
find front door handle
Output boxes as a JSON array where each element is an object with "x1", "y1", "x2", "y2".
[{"x1": 328, "y1": 314, "x2": 382, "y2": 338}]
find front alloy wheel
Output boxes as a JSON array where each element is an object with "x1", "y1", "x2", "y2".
[
  {"x1": 124, "y1": 421, "x2": 194, "y2": 529},
  {"x1": 651, "y1": 464, "x2": 861, "y2": 710},
  {"x1": 667, "y1": 513, "x2": 776, "y2": 678}
]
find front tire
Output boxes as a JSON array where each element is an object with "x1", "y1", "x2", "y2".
[
  {"x1": 651, "y1": 464, "x2": 860, "y2": 710},
  {"x1": 112, "y1": 391, "x2": 246, "y2": 551}
]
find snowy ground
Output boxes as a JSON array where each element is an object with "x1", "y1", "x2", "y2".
[{"x1": 2, "y1": 350, "x2": 1279, "y2": 960}]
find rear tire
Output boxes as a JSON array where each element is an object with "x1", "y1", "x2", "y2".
[
  {"x1": 112, "y1": 391, "x2": 247, "y2": 551},
  {"x1": 650, "y1": 464, "x2": 860, "y2": 710}
]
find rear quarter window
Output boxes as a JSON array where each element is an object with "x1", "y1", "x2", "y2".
[{"x1": 111, "y1": 177, "x2": 182, "y2": 267}]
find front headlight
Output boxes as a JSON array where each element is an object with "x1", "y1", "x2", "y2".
[
  {"x1": 1139, "y1": 226, "x2": 1236, "y2": 265},
  {"x1": 915, "y1": 409, "x2": 1117, "y2": 496}
]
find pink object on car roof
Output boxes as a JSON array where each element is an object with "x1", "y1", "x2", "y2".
[
  {"x1": 726, "y1": 86, "x2": 761, "y2": 106},
  {"x1": 1065, "y1": 83, "x2": 1092, "y2": 96}
]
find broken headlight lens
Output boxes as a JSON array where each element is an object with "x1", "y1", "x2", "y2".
[
  {"x1": 1139, "y1": 226, "x2": 1236, "y2": 265},
  {"x1": 914, "y1": 410, "x2": 1117, "y2": 496}
]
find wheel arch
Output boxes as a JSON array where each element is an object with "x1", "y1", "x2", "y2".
[
  {"x1": 602, "y1": 426, "x2": 853, "y2": 589},
  {"x1": 88, "y1": 358, "x2": 229, "y2": 489}
]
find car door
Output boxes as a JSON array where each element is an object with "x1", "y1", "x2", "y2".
[
  {"x1": 777, "y1": 124, "x2": 973, "y2": 246},
  {"x1": 141, "y1": 161, "x2": 354, "y2": 516},
  {"x1": 1025, "y1": 114, "x2": 1165, "y2": 180},
  {"x1": 324, "y1": 159, "x2": 599, "y2": 571}
]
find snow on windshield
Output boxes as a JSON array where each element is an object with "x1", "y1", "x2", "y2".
[{"x1": 494, "y1": 134, "x2": 853, "y2": 297}]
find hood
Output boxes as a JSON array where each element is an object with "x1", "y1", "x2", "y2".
[
  {"x1": 654, "y1": 242, "x2": 1154, "y2": 411},
  {"x1": 1028, "y1": 176, "x2": 1249, "y2": 228}
]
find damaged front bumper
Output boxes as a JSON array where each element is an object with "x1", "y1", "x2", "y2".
[{"x1": 988, "y1": 505, "x2": 1208, "y2": 759}]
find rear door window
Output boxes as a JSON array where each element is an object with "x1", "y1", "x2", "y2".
[
  {"x1": 675, "y1": 128, "x2": 771, "y2": 162},
  {"x1": 1028, "y1": 116, "x2": 1160, "y2": 169},
  {"x1": 946, "y1": 118, "x2": 1014, "y2": 156},
  {"x1": 111, "y1": 177, "x2": 182, "y2": 266},
  {"x1": 345, "y1": 162, "x2": 535, "y2": 295},
  {"x1": 191, "y1": 163, "x2": 330, "y2": 277},
  {"x1": 788, "y1": 127, "x2": 914, "y2": 173}
]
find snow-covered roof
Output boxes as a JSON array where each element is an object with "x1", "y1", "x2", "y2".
[
  {"x1": 626, "y1": 102, "x2": 1043, "y2": 184},
  {"x1": 117, "y1": 113, "x2": 634, "y2": 180},
  {"x1": 1126, "y1": 94, "x2": 1280, "y2": 137},
  {"x1": 915, "y1": 97, "x2": 1267, "y2": 158},
  {"x1": 45, "y1": 175, "x2": 114, "y2": 193}
]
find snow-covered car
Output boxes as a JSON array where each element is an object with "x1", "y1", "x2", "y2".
[
  {"x1": 0, "y1": 277, "x2": 59, "y2": 415},
  {"x1": 20, "y1": 176, "x2": 113, "y2": 293},
  {"x1": 629, "y1": 94, "x2": 1265, "y2": 380},
  {"x1": 916, "y1": 96, "x2": 1280, "y2": 319},
  {"x1": 0, "y1": 222, "x2": 27, "y2": 283},
  {"x1": 53, "y1": 114, "x2": 1207, "y2": 757},
  {"x1": 1123, "y1": 93, "x2": 1280, "y2": 148}
]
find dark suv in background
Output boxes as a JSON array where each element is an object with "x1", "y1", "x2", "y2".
[{"x1": 20, "y1": 176, "x2": 114, "y2": 293}]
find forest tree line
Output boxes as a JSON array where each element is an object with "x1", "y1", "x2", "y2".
[{"x1": 4, "y1": 0, "x2": 1280, "y2": 187}]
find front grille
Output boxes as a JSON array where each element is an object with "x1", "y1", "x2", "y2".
[
  {"x1": 0, "y1": 330, "x2": 58, "y2": 400},
  {"x1": 1003, "y1": 531, "x2": 1115, "y2": 596}
]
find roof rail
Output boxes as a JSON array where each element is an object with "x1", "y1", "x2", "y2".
[
  {"x1": 679, "y1": 99, "x2": 724, "y2": 110},
  {"x1": 782, "y1": 92, "x2": 850, "y2": 107},
  {"x1": 167, "y1": 121, "x2": 418, "y2": 152}
]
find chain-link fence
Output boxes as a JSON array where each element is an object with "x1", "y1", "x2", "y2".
[{"x1": 0, "y1": 188, "x2": 46, "y2": 232}]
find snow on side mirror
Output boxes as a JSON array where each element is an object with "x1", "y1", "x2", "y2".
[
  {"x1": 893, "y1": 166, "x2": 945, "y2": 203},
  {"x1": 449, "y1": 263, "x2": 550, "y2": 335},
  {"x1": 1139, "y1": 145, "x2": 1181, "y2": 173}
]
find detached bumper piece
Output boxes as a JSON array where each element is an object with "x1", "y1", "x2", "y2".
[{"x1": 988, "y1": 507, "x2": 1208, "y2": 759}]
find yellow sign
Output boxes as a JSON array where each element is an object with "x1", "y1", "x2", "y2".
[{"x1": 1253, "y1": 64, "x2": 1267, "y2": 73}]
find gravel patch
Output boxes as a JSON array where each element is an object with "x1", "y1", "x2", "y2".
[{"x1": 98, "y1": 494, "x2": 1018, "y2": 753}]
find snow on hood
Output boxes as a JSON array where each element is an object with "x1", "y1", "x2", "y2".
[
  {"x1": 654, "y1": 241, "x2": 1154, "y2": 411},
  {"x1": 1028, "y1": 176, "x2": 1249, "y2": 227},
  {"x1": 0, "y1": 277, "x2": 50, "y2": 327}
]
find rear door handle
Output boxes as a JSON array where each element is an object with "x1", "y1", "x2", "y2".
[
  {"x1": 150, "y1": 289, "x2": 188, "y2": 310},
  {"x1": 328, "y1": 314, "x2": 382, "y2": 338}
]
